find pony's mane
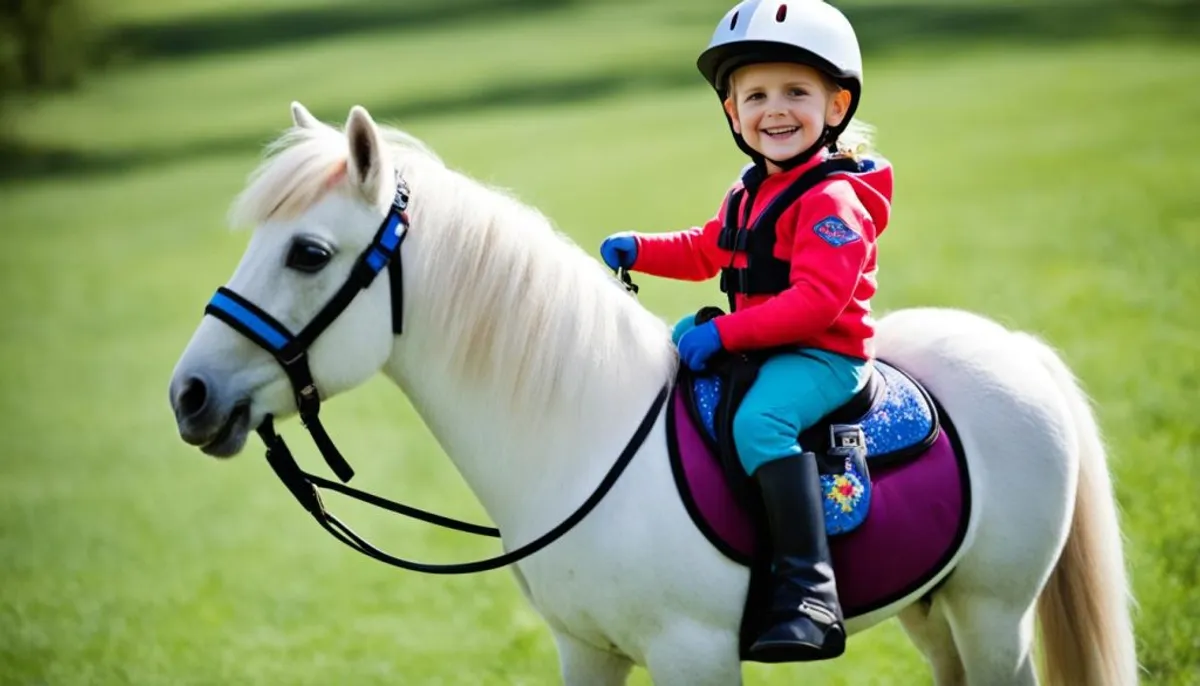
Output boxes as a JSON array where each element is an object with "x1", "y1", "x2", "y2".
[
  {"x1": 229, "y1": 123, "x2": 441, "y2": 227},
  {"x1": 230, "y1": 119, "x2": 676, "y2": 416}
]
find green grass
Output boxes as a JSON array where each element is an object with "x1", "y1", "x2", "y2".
[{"x1": 2, "y1": 1, "x2": 1199, "y2": 683}]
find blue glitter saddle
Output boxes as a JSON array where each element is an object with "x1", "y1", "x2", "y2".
[{"x1": 687, "y1": 359, "x2": 940, "y2": 535}]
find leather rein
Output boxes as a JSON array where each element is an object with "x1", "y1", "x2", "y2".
[{"x1": 202, "y1": 177, "x2": 668, "y2": 574}]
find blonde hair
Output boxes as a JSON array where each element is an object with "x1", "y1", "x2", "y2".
[
  {"x1": 814, "y1": 71, "x2": 876, "y2": 160},
  {"x1": 832, "y1": 118, "x2": 875, "y2": 160}
]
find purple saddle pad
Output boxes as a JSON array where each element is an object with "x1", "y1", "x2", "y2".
[{"x1": 667, "y1": 378, "x2": 972, "y2": 618}]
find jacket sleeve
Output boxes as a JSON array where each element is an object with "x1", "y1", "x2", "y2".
[
  {"x1": 714, "y1": 186, "x2": 869, "y2": 351},
  {"x1": 629, "y1": 194, "x2": 731, "y2": 282}
]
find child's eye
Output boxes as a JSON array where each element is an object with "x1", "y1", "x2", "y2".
[
  {"x1": 789, "y1": 88, "x2": 808, "y2": 97},
  {"x1": 745, "y1": 93, "x2": 764, "y2": 102}
]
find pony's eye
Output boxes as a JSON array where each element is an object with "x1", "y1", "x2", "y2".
[{"x1": 286, "y1": 237, "x2": 334, "y2": 273}]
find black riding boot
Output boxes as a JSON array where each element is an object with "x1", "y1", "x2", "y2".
[{"x1": 746, "y1": 454, "x2": 846, "y2": 663}]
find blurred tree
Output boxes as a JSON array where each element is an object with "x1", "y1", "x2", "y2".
[{"x1": 0, "y1": 0, "x2": 96, "y2": 108}]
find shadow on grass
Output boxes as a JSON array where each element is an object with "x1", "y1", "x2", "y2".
[
  {"x1": 844, "y1": 0, "x2": 1199, "y2": 54},
  {"x1": 102, "y1": 0, "x2": 576, "y2": 64},
  {"x1": 0, "y1": 67, "x2": 695, "y2": 182},
  {"x1": 4, "y1": 1, "x2": 1196, "y2": 184}
]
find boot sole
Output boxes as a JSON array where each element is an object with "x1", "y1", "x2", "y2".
[{"x1": 746, "y1": 636, "x2": 846, "y2": 664}]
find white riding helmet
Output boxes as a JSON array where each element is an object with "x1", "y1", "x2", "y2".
[
  {"x1": 697, "y1": 0, "x2": 864, "y2": 165},
  {"x1": 698, "y1": 0, "x2": 862, "y2": 95}
]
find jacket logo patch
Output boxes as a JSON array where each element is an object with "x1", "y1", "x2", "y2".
[{"x1": 813, "y1": 216, "x2": 860, "y2": 247}]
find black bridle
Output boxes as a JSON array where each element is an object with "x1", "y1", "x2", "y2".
[{"x1": 202, "y1": 178, "x2": 668, "y2": 574}]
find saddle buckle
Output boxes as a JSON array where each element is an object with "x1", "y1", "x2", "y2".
[{"x1": 828, "y1": 423, "x2": 866, "y2": 458}]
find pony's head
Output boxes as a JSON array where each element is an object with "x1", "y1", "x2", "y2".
[
  {"x1": 168, "y1": 103, "x2": 432, "y2": 457},
  {"x1": 170, "y1": 101, "x2": 676, "y2": 461}
]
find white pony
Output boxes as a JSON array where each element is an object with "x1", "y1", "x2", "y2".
[{"x1": 168, "y1": 103, "x2": 1137, "y2": 685}]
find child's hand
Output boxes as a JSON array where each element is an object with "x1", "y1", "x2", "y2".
[
  {"x1": 677, "y1": 320, "x2": 724, "y2": 371},
  {"x1": 600, "y1": 233, "x2": 638, "y2": 270}
]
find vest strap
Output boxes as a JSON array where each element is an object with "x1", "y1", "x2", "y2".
[
  {"x1": 717, "y1": 188, "x2": 747, "y2": 251},
  {"x1": 719, "y1": 158, "x2": 861, "y2": 303}
]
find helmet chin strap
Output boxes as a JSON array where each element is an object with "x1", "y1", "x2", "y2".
[
  {"x1": 760, "y1": 128, "x2": 835, "y2": 170},
  {"x1": 725, "y1": 111, "x2": 836, "y2": 174}
]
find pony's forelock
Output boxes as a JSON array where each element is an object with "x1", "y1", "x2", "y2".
[{"x1": 228, "y1": 121, "x2": 443, "y2": 229}]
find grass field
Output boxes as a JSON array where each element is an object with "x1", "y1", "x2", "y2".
[{"x1": 2, "y1": 0, "x2": 1198, "y2": 683}]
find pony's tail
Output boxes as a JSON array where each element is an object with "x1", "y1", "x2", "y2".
[{"x1": 1016, "y1": 333, "x2": 1139, "y2": 685}]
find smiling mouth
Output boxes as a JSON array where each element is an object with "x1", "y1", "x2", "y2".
[
  {"x1": 763, "y1": 126, "x2": 799, "y2": 137},
  {"x1": 201, "y1": 403, "x2": 250, "y2": 457}
]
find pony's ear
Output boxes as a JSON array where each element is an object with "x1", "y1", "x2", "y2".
[
  {"x1": 344, "y1": 105, "x2": 393, "y2": 205},
  {"x1": 291, "y1": 101, "x2": 322, "y2": 129}
]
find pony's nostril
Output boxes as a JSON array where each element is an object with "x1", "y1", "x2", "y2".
[{"x1": 177, "y1": 376, "x2": 210, "y2": 419}]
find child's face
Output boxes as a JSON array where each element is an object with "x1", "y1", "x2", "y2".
[{"x1": 723, "y1": 62, "x2": 852, "y2": 171}]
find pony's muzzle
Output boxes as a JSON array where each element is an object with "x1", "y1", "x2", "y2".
[
  {"x1": 173, "y1": 374, "x2": 211, "y2": 425},
  {"x1": 170, "y1": 372, "x2": 251, "y2": 456}
]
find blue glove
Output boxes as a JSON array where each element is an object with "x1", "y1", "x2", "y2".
[
  {"x1": 677, "y1": 320, "x2": 723, "y2": 371},
  {"x1": 599, "y1": 233, "x2": 638, "y2": 270}
]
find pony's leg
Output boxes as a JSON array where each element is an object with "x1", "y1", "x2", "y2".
[
  {"x1": 644, "y1": 624, "x2": 741, "y2": 686},
  {"x1": 897, "y1": 599, "x2": 965, "y2": 686},
  {"x1": 941, "y1": 593, "x2": 1038, "y2": 686},
  {"x1": 554, "y1": 632, "x2": 633, "y2": 686}
]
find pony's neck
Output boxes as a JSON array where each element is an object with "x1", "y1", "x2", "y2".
[
  {"x1": 380, "y1": 163, "x2": 675, "y2": 540},
  {"x1": 383, "y1": 349, "x2": 668, "y2": 543}
]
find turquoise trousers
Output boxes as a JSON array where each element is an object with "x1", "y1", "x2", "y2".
[{"x1": 673, "y1": 315, "x2": 871, "y2": 476}]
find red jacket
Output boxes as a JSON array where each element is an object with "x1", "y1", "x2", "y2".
[{"x1": 633, "y1": 152, "x2": 893, "y2": 359}]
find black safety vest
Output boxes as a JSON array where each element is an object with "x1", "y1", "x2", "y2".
[{"x1": 717, "y1": 157, "x2": 861, "y2": 312}]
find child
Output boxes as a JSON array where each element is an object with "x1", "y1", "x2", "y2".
[{"x1": 599, "y1": 0, "x2": 893, "y2": 664}]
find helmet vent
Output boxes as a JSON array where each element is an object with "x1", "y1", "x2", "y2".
[
  {"x1": 730, "y1": 11, "x2": 739, "y2": 29},
  {"x1": 776, "y1": 4, "x2": 788, "y2": 21}
]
